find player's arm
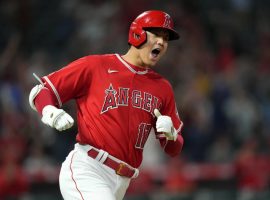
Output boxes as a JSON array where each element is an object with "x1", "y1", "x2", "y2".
[
  {"x1": 29, "y1": 79, "x2": 74, "y2": 131},
  {"x1": 154, "y1": 109, "x2": 184, "y2": 157},
  {"x1": 163, "y1": 133, "x2": 184, "y2": 157},
  {"x1": 29, "y1": 56, "x2": 95, "y2": 131}
]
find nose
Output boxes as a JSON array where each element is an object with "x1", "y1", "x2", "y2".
[{"x1": 157, "y1": 36, "x2": 165, "y2": 46}]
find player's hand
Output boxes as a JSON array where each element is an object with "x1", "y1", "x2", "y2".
[
  {"x1": 154, "y1": 109, "x2": 177, "y2": 141},
  {"x1": 41, "y1": 105, "x2": 74, "y2": 131}
]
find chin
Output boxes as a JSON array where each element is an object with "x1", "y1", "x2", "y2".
[
  {"x1": 149, "y1": 57, "x2": 161, "y2": 67},
  {"x1": 142, "y1": 57, "x2": 159, "y2": 68},
  {"x1": 150, "y1": 59, "x2": 159, "y2": 67}
]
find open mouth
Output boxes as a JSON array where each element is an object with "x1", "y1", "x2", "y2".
[{"x1": 151, "y1": 48, "x2": 161, "y2": 58}]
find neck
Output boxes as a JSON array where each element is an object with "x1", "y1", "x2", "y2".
[{"x1": 122, "y1": 46, "x2": 146, "y2": 69}]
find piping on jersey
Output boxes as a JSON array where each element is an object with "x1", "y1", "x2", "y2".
[
  {"x1": 176, "y1": 121, "x2": 184, "y2": 134},
  {"x1": 116, "y1": 54, "x2": 149, "y2": 75},
  {"x1": 44, "y1": 76, "x2": 63, "y2": 107}
]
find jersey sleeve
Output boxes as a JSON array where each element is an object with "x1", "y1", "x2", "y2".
[
  {"x1": 41, "y1": 56, "x2": 96, "y2": 107},
  {"x1": 159, "y1": 83, "x2": 183, "y2": 135},
  {"x1": 155, "y1": 82, "x2": 184, "y2": 156}
]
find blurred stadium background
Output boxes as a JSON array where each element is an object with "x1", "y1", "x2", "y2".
[{"x1": 0, "y1": 0, "x2": 270, "y2": 199}]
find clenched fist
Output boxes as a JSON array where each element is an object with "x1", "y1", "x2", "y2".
[
  {"x1": 41, "y1": 105, "x2": 74, "y2": 131},
  {"x1": 154, "y1": 109, "x2": 177, "y2": 141}
]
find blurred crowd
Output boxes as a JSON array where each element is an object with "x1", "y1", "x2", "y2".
[{"x1": 0, "y1": 0, "x2": 270, "y2": 199}]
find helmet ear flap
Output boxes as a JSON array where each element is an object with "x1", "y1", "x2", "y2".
[{"x1": 128, "y1": 22, "x2": 147, "y2": 48}]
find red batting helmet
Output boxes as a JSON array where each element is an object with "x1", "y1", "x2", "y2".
[{"x1": 128, "y1": 10, "x2": 180, "y2": 47}]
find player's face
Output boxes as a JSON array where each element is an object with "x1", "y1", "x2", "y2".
[{"x1": 139, "y1": 29, "x2": 169, "y2": 68}]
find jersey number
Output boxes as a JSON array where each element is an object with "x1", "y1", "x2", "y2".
[{"x1": 135, "y1": 123, "x2": 152, "y2": 149}]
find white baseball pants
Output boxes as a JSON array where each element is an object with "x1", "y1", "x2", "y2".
[{"x1": 59, "y1": 143, "x2": 131, "y2": 200}]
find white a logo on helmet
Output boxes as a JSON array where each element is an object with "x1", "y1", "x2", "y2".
[{"x1": 163, "y1": 14, "x2": 171, "y2": 28}]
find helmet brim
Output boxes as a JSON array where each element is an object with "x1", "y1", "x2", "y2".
[
  {"x1": 144, "y1": 27, "x2": 180, "y2": 41},
  {"x1": 167, "y1": 29, "x2": 180, "y2": 41}
]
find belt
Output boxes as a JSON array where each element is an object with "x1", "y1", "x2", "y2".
[{"x1": 87, "y1": 148, "x2": 138, "y2": 178}]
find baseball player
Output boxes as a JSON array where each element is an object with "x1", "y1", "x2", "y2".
[{"x1": 29, "y1": 10, "x2": 184, "y2": 200}]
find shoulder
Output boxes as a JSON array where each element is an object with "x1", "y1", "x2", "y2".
[
  {"x1": 80, "y1": 54, "x2": 117, "y2": 65},
  {"x1": 67, "y1": 54, "x2": 115, "y2": 68},
  {"x1": 148, "y1": 70, "x2": 173, "y2": 90},
  {"x1": 84, "y1": 53, "x2": 117, "y2": 60}
]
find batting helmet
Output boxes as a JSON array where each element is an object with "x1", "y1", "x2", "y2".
[{"x1": 128, "y1": 10, "x2": 180, "y2": 47}]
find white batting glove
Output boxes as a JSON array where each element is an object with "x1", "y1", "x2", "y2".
[
  {"x1": 154, "y1": 109, "x2": 177, "y2": 141},
  {"x1": 41, "y1": 105, "x2": 74, "y2": 131}
]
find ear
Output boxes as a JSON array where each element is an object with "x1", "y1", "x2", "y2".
[{"x1": 128, "y1": 22, "x2": 147, "y2": 47}]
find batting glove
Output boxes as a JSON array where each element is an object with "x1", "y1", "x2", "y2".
[
  {"x1": 154, "y1": 109, "x2": 177, "y2": 141},
  {"x1": 41, "y1": 105, "x2": 74, "y2": 131}
]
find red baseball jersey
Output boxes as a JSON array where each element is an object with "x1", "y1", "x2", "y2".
[{"x1": 41, "y1": 54, "x2": 183, "y2": 168}]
